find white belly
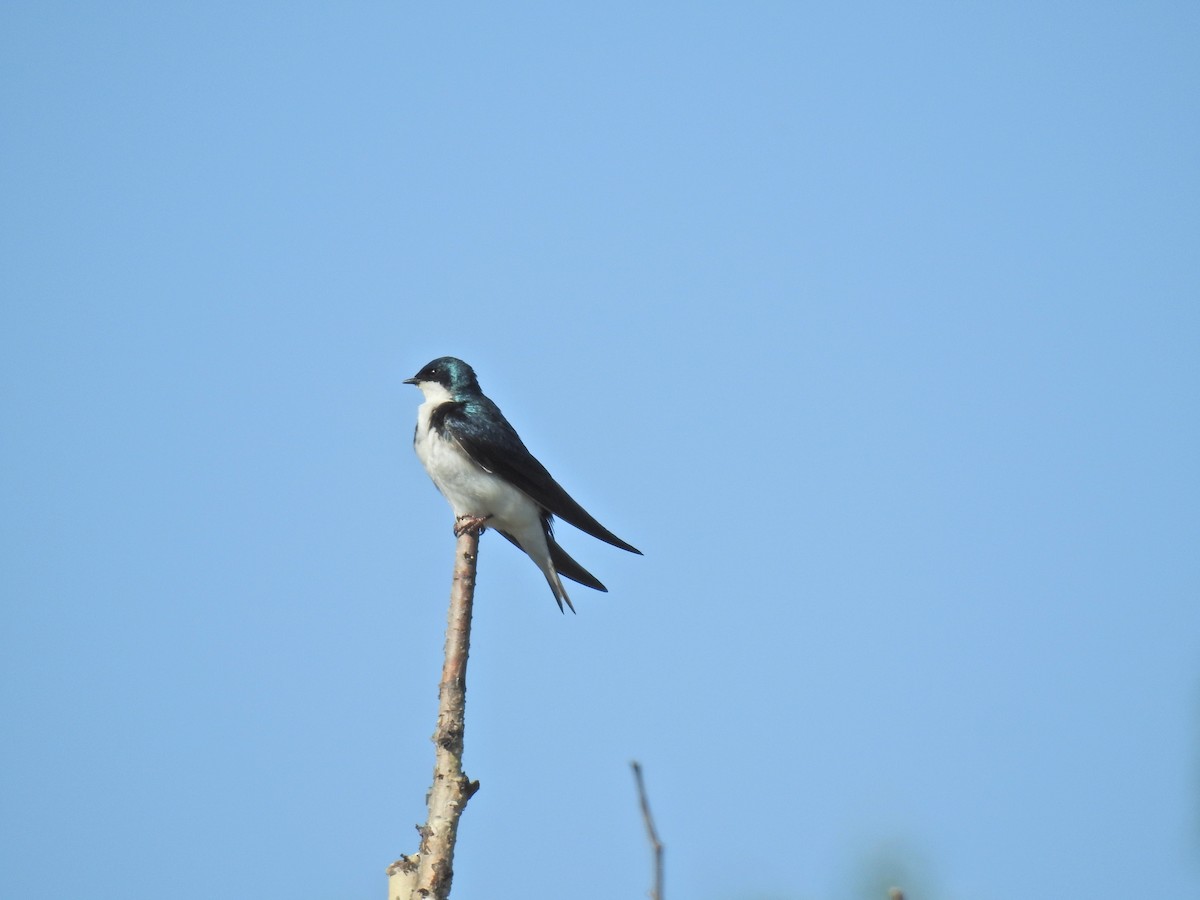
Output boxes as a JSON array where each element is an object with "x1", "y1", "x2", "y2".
[
  {"x1": 413, "y1": 400, "x2": 542, "y2": 530},
  {"x1": 410, "y1": 393, "x2": 563, "y2": 599}
]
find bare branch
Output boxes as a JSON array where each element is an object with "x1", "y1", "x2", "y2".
[
  {"x1": 389, "y1": 529, "x2": 482, "y2": 900},
  {"x1": 630, "y1": 761, "x2": 664, "y2": 900}
]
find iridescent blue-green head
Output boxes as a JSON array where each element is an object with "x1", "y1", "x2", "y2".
[{"x1": 404, "y1": 356, "x2": 481, "y2": 399}]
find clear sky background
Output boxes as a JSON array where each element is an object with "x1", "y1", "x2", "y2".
[{"x1": 2, "y1": 4, "x2": 1198, "y2": 900}]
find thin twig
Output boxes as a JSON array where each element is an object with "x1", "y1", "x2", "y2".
[
  {"x1": 389, "y1": 528, "x2": 482, "y2": 900},
  {"x1": 630, "y1": 761, "x2": 664, "y2": 900}
]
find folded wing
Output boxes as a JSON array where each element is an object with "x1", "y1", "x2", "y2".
[{"x1": 433, "y1": 397, "x2": 642, "y2": 555}]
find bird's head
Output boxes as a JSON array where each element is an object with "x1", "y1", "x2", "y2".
[{"x1": 404, "y1": 356, "x2": 481, "y2": 402}]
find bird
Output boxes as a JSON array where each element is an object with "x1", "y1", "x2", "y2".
[{"x1": 403, "y1": 356, "x2": 641, "y2": 612}]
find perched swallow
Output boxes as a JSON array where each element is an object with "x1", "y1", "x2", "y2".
[{"x1": 403, "y1": 356, "x2": 641, "y2": 612}]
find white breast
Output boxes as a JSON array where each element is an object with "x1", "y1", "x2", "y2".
[{"x1": 413, "y1": 397, "x2": 542, "y2": 532}]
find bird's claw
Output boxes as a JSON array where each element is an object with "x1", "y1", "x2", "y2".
[{"x1": 454, "y1": 514, "x2": 492, "y2": 537}]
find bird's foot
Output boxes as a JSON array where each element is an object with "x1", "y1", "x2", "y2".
[{"x1": 454, "y1": 514, "x2": 492, "y2": 537}]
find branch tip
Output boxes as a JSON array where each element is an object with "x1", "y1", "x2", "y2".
[{"x1": 630, "y1": 761, "x2": 664, "y2": 900}]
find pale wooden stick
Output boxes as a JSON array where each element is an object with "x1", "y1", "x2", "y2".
[{"x1": 388, "y1": 528, "x2": 481, "y2": 900}]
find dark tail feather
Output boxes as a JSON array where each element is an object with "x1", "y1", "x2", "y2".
[
  {"x1": 543, "y1": 570, "x2": 576, "y2": 614},
  {"x1": 495, "y1": 527, "x2": 587, "y2": 613},
  {"x1": 548, "y1": 538, "x2": 608, "y2": 592}
]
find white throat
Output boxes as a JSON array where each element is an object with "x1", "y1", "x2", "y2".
[{"x1": 415, "y1": 381, "x2": 454, "y2": 405}]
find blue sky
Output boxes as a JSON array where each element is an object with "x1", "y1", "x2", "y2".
[{"x1": 2, "y1": 3, "x2": 1198, "y2": 899}]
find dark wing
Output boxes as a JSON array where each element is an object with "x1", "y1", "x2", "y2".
[{"x1": 434, "y1": 397, "x2": 642, "y2": 555}]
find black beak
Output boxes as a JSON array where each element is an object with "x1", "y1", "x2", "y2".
[{"x1": 403, "y1": 376, "x2": 419, "y2": 385}]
